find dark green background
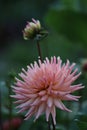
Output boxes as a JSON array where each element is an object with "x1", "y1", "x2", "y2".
[{"x1": 0, "y1": 0, "x2": 87, "y2": 130}]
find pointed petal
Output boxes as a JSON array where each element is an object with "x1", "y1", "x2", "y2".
[
  {"x1": 51, "y1": 106, "x2": 56, "y2": 125},
  {"x1": 35, "y1": 103, "x2": 45, "y2": 120},
  {"x1": 31, "y1": 97, "x2": 40, "y2": 106},
  {"x1": 61, "y1": 94, "x2": 81, "y2": 101},
  {"x1": 16, "y1": 99, "x2": 33, "y2": 108},
  {"x1": 25, "y1": 107, "x2": 35, "y2": 120},
  {"x1": 70, "y1": 84, "x2": 84, "y2": 92},
  {"x1": 25, "y1": 107, "x2": 35, "y2": 117},
  {"x1": 46, "y1": 107, "x2": 51, "y2": 122},
  {"x1": 54, "y1": 99, "x2": 72, "y2": 112}
]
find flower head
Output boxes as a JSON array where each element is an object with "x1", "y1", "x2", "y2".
[
  {"x1": 11, "y1": 56, "x2": 84, "y2": 124},
  {"x1": 23, "y1": 18, "x2": 48, "y2": 40}
]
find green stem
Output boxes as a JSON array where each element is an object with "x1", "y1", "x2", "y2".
[
  {"x1": 48, "y1": 116, "x2": 51, "y2": 130},
  {"x1": 48, "y1": 114, "x2": 56, "y2": 130},
  {"x1": 51, "y1": 114, "x2": 55, "y2": 130},
  {"x1": 36, "y1": 40, "x2": 43, "y2": 62}
]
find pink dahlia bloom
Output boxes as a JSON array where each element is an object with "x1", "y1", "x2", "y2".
[{"x1": 11, "y1": 56, "x2": 84, "y2": 124}]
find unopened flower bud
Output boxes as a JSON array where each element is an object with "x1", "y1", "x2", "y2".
[{"x1": 23, "y1": 18, "x2": 48, "y2": 41}]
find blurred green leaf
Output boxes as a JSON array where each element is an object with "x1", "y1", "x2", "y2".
[
  {"x1": 41, "y1": 32, "x2": 84, "y2": 62},
  {"x1": 45, "y1": 7, "x2": 87, "y2": 47},
  {"x1": 61, "y1": 0, "x2": 80, "y2": 10},
  {"x1": 19, "y1": 119, "x2": 33, "y2": 130},
  {"x1": 80, "y1": 0, "x2": 87, "y2": 12},
  {"x1": 56, "y1": 124, "x2": 66, "y2": 130},
  {"x1": 75, "y1": 113, "x2": 87, "y2": 122},
  {"x1": 75, "y1": 119, "x2": 87, "y2": 130}
]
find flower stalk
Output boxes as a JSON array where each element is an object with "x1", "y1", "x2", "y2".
[
  {"x1": 48, "y1": 118, "x2": 51, "y2": 130},
  {"x1": 36, "y1": 40, "x2": 42, "y2": 62},
  {"x1": 51, "y1": 114, "x2": 55, "y2": 130},
  {"x1": 48, "y1": 114, "x2": 55, "y2": 130}
]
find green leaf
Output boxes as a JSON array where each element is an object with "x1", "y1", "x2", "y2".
[
  {"x1": 61, "y1": 0, "x2": 80, "y2": 10},
  {"x1": 45, "y1": 8, "x2": 87, "y2": 46},
  {"x1": 41, "y1": 32, "x2": 84, "y2": 62},
  {"x1": 75, "y1": 119, "x2": 87, "y2": 130}
]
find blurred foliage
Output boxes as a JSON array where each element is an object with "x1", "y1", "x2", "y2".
[
  {"x1": 45, "y1": 0, "x2": 87, "y2": 48},
  {"x1": 0, "y1": 0, "x2": 87, "y2": 130},
  {"x1": 74, "y1": 113, "x2": 87, "y2": 130}
]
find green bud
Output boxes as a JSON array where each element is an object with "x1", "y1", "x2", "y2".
[{"x1": 23, "y1": 18, "x2": 48, "y2": 41}]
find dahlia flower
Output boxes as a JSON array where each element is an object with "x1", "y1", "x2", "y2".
[{"x1": 11, "y1": 56, "x2": 84, "y2": 124}]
